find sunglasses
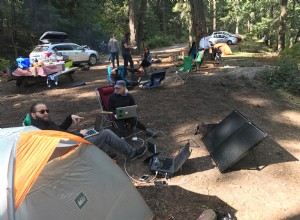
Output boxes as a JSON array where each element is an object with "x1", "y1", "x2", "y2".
[{"x1": 36, "y1": 109, "x2": 49, "y2": 114}]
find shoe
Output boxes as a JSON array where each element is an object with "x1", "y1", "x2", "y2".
[
  {"x1": 129, "y1": 146, "x2": 147, "y2": 161},
  {"x1": 108, "y1": 153, "x2": 118, "y2": 160},
  {"x1": 145, "y1": 129, "x2": 158, "y2": 138}
]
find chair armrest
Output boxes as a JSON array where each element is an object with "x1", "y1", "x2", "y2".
[{"x1": 99, "y1": 111, "x2": 113, "y2": 115}]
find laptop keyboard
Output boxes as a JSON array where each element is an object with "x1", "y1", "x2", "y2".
[{"x1": 85, "y1": 129, "x2": 97, "y2": 136}]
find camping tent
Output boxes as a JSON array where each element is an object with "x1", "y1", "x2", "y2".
[
  {"x1": 0, "y1": 126, "x2": 153, "y2": 220},
  {"x1": 213, "y1": 43, "x2": 233, "y2": 55}
]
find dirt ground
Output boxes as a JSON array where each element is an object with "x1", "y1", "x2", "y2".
[{"x1": 1, "y1": 43, "x2": 300, "y2": 220}]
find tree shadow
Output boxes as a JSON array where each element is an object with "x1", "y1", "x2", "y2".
[
  {"x1": 177, "y1": 155, "x2": 215, "y2": 175},
  {"x1": 282, "y1": 213, "x2": 300, "y2": 220},
  {"x1": 137, "y1": 185, "x2": 237, "y2": 220}
]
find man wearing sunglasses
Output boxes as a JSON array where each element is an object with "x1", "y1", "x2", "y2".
[{"x1": 29, "y1": 102, "x2": 146, "y2": 161}]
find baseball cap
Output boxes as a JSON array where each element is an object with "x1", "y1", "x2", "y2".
[{"x1": 114, "y1": 80, "x2": 126, "y2": 89}]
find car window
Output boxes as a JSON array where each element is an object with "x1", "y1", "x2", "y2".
[
  {"x1": 59, "y1": 45, "x2": 74, "y2": 50},
  {"x1": 33, "y1": 45, "x2": 49, "y2": 52},
  {"x1": 70, "y1": 44, "x2": 80, "y2": 50}
]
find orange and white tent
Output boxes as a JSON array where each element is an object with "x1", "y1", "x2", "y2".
[
  {"x1": 213, "y1": 43, "x2": 233, "y2": 55},
  {"x1": 1, "y1": 126, "x2": 153, "y2": 220}
]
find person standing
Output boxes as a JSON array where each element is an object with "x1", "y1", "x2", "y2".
[
  {"x1": 121, "y1": 32, "x2": 135, "y2": 73},
  {"x1": 108, "y1": 34, "x2": 120, "y2": 68}
]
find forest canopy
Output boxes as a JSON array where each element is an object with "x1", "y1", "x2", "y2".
[{"x1": 0, "y1": 0, "x2": 299, "y2": 62}]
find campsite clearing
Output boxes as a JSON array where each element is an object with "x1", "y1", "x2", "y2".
[{"x1": 0, "y1": 43, "x2": 300, "y2": 220}]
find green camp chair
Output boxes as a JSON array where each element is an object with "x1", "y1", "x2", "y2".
[
  {"x1": 195, "y1": 50, "x2": 204, "y2": 72},
  {"x1": 22, "y1": 113, "x2": 31, "y2": 126},
  {"x1": 175, "y1": 56, "x2": 193, "y2": 83}
]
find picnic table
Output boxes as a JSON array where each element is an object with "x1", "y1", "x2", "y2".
[{"x1": 12, "y1": 64, "x2": 79, "y2": 88}]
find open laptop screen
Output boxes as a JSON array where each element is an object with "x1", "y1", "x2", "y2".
[{"x1": 115, "y1": 105, "x2": 137, "y2": 119}]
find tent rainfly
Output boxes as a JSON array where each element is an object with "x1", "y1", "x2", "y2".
[{"x1": 0, "y1": 126, "x2": 153, "y2": 220}]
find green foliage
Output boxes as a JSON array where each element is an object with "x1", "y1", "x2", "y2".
[
  {"x1": 145, "y1": 35, "x2": 173, "y2": 49},
  {"x1": 263, "y1": 59, "x2": 300, "y2": 95},
  {"x1": 0, "y1": 58, "x2": 11, "y2": 72},
  {"x1": 279, "y1": 43, "x2": 300, "y2": 67}
]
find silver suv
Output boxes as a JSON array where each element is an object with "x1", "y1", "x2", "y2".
[{"x1": 29, "y1": 32, "x2": 100, "y2": 66}]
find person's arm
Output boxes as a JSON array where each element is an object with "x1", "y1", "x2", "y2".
[
  {"x1": 128, "y1": 94, "x2": 136, "y2": 106},
  {"x1": 148, "y1": 53, "x2": 153, "y2": 63},
  {"x1": 59, "y1": 115, "x2": 73, "y2": 130},
  {"x1": 122, "y1": 38, "x2": 134, "y2": 49},
  {"x1": 108, "y1": 95, "x2": 116, "y2": 114}
]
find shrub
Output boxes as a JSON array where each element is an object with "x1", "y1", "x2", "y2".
[
  {"x1": 263, "y1": 60, "x2": 300, "y2": 95},
  {"x1": 145, "y1": 36, "x2": 173, "y2": 49},
  {"x1": 279, "y1": 43, "x2": 300, "y2": 67},
  {"x1": 0, "y1": 58, "x2": 11, "y2": 73}
]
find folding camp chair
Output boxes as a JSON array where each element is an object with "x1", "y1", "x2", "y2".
[
  {"x1": 95, "y1": 85, "x2": 135, "y2": 135},
  {"x1": 142, "y1": 70, "x2": 166, "y2": 88},
  {"x1": 195, "y1": 50, "x2": 204, "y2": 72},
  {"x1": 95, "y1": 85, "x2": 116, "y2": 129},
  {"x1": 174, "y1": 56, "x2": 193, "y2": 83},
  {"x1": 106, "y1": 66, "x2": 139, "y2": 90}
]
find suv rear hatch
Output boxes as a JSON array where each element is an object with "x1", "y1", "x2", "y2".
[{"x1": 39, "y1": 31, "x2": 69, "y2": 44}]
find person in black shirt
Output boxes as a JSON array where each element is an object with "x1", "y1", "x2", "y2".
[
  {"x1": 29, "y1": 102, "x2": 146, "y2": 161},
  {"x1": 108, "y1": 80, "x2": 157, "y2": 138}
]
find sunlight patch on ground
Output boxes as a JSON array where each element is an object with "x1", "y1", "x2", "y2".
[
  {"x1": 73, "y1": 91, "x2": 94, "y2": 98},
  {"x1": 234, "y1": 96, "x2": 269, "y2": 106},
  {"x1": 278, "y1": 110, "x2": 300, "y2": 128},
  {"x1": 276, "y1": 140, "x2": 300, "y2": 158}
]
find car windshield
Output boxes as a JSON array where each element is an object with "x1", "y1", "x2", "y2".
[{"x1": 33, "y1": 45, "x2": 49, "y2": 52}]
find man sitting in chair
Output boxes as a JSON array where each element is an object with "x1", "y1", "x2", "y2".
[
  {"x1": 108, "y1": 80, "x2": 157, "y2": 139},
  {"x1": 29, "y1": 102, "x2": 146, "y2": 161}
]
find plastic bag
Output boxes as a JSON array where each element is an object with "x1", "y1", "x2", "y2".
[{"x1": 16, "y1": 57, "x2": 31, "y2": 68}]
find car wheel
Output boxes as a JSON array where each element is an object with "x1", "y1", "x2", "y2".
[
  {"x1": 227, "y1": 40, "x2": 233, "y2": 45},
  {"x1": 89, "y1": 54, "x2": 97, "y2": 66}
]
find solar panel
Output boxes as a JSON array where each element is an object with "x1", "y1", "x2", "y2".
[{"x1": 201, "y1": 110, "x2": 268, "y2": 172}]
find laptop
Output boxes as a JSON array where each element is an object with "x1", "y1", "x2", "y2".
[
  {"x1": 115, "y1": 105, "x2": 137, "y2": 119},
  {"x1": 84, "y1": 116, "x2": 102, "y2": 139},
  {"x1": 150, "y1": 142, "x2": 191, "y2": 177}
]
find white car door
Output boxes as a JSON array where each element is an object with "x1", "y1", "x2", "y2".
[
  {"x1": 70, "y1": 44, "x2": 88, "y2": 62},
  {"x1": 58, "y1": 44, "x2": 77, "y2": 61}
]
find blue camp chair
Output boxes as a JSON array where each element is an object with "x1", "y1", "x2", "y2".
[
  {"x1": 142, "y1": 70, "x2": 166, "y2": 88},
  {"x1": 107, "y1": 66, "x2": 139, "y2": 89}
]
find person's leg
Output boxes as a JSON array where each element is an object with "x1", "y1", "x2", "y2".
[
  {"x1": 86, "y1": 129, "x2": 136, "y2": 158},
  {"x1": 115, "y1": 119, "x2": 128, "y2": 138},
  {"x1": 111, "y1": 52, "x2": 116, "y2": 68},
  {"x1": 123, "y1": 54, "x2": 129, "y2": 73},
  {"x1": 126, "y1": 117, "x2": 147, "y2": 131},
  {"x1": 128, "y1": 54, "x2": 134, "y2": 69},
  {"x1": 116, "y1": 52, "x2": 119, "y2": 67}
]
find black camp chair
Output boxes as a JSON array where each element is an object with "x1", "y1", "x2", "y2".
[{"x1": 141, "y1": 70, "x2": 166, "y2": 88}]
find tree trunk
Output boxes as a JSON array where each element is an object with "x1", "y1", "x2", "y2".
[
  {"x1": 128, "y1": 0, "x2": 136, "y2": 45},
  {"x1": 135, "y1": 0, "x2": 147, "y2": 52},
  {"x1": 213, "y1": 0, "x2": 217, "y2": 31},
  {"x1": 161, "y1": 0, "x2": 167, "y2": 38},
  {"x1": 277, "y1": 0, "x2": 288, "y2": 51},
  {"x1": 189, "y1": 0, "x2": 206, "y2": 45},
  {"x1": 10, "y1": 0, "x2": 18, "y2": 58}
]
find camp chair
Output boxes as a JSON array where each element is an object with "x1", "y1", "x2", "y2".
[
  {"x1": 22, "y1": 113, "x2": 31, "y2": 126},
  {"x1": 95, "y1": 85, "x2": 116, "y2": 129},
  {"x1": 173, "y1": 56, "x2": 193, "y2": 83},
  {"x1": 107, "y1": 66, "x2": 139, "y2": 90},
  {"x1": 95, "y1": 85, "x2": 135, "y2": 134},
  {"x1": 142, "y1": 70, "x2": 166, "y2": 88},
  {"x1": 195, "y1": 50, "x2": 204, "y2": 72}
]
